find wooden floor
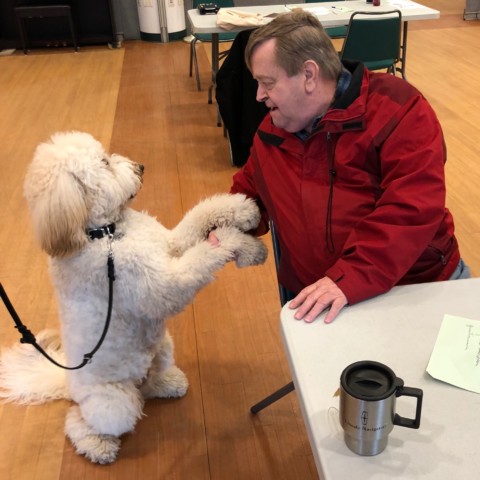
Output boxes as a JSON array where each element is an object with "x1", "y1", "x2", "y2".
[{"x1": 0, "y1": 2, "x2": 479, "y2": 479}]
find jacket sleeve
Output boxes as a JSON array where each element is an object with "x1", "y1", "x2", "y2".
[{"x1": 326, "y1": 93, "x2": 449, "y2": 304}]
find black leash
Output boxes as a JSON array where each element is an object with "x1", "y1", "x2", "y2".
[{"x1": 0, "y1": 227, "x2": 116, "y2": 370}]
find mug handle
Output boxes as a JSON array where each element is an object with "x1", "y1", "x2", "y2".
[{"x1": 393, "y1": 386, "x2": 423, "y2": 429}]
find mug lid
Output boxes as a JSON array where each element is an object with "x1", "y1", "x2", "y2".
[{"x1": 341, "y1": 360, "x2": 398, "y2": 400}]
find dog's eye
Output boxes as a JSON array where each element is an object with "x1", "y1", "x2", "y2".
[{"x1": 101, "y1": 158, "x2": 110, "y2": 166}]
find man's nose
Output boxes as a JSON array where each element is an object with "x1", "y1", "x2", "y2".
[{"x1": 256, "y1": 85, "x2": 268, "y2": 103}]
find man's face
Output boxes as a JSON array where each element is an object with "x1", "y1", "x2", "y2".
[{"x1": 250, "y1": 39, "x2": 334, "y2": 133}]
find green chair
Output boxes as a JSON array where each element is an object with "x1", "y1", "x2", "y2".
[
  {"x1": 189, "y1": 0, "x2": 237, "y2": 91},
  {"x1": 305, "y1": 0, "x2": 348, "y2": 39},
  {"x1": 340, "y1": 10, "x2": 402, "y2": 75}
]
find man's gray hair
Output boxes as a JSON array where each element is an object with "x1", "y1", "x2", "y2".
[{"x1": 245, "y1": 9, "x2": 342, "y2": 82}]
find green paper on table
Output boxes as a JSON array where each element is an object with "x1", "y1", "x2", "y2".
[{"x1": 427, "y1": 314, "x2": 480, "y2": 394}]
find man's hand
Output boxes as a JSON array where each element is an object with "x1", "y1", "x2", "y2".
[
  {"x1": 208, "y1": 230, "x2": 220, "y2": 247},
  {"x1": 288, "y1": 277, "x2": 348, "y2": 324}
]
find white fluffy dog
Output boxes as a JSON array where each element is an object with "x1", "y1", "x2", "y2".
[{"x1": 0, "y1": 131, "x2": 267, "y2": 464}]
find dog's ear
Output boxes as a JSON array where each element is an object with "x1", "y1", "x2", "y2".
[{"x1": 25, "y1": 168, "x2": 89, "y2": 258}]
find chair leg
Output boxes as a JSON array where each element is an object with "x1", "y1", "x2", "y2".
[
  {"x1": 209, "y1": 80, "x2": 223, "y2": 129},
  {"x1": 189, "y1": 40, "x2": 193, "y2": 77},
  {"x1": 216, "y1": 103, "x2": 222, "y2": 128},
  {"x1": 16, "y1": 17, "x2": 28, "y2": 54},
  {"x1": 190, "y1": 39, "x2": 201, "y2": 91},
  {"x1": 387, "y1": 64, "x2": 397, "y2": 76},
  {"x1": 66, "y1": 13, "x2": 79, "y2": 52},
  {"x1": 250, "y1": 381, "x2": 295, "y2": 414},
  {"x1": 208, "y1": 81, "x2": 213, "y2": 104}
]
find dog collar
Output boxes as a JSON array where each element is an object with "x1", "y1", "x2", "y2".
[{"x1": 86, "y1": 223, "x2": 116, "y2": 240}]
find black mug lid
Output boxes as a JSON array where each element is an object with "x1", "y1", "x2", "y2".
[{"x1": 341, "y1": 360, "x2": 401, "y2": 400}]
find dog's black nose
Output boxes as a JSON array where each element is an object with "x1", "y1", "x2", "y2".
[{"x1": 139, "y1": 164, "x2": 145, "y2": 173}]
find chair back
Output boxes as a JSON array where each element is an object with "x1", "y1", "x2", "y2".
[{"x1": 340, "y1": 10, "x2": 402, "y2": 72}]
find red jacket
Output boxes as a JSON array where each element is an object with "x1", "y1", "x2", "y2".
[{"x1": 231, "y1": 62, "x2": 459, "y2": 305}]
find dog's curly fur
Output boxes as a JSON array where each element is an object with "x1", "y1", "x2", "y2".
[{"x1": 0, "y1": 131, "x2": 267, "y2": 464}]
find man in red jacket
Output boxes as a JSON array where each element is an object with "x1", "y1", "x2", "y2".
[{"x1": 228, "y1": 10, "x2": 470, "y2": 324}]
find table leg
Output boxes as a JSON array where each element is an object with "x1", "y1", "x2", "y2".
[{"x1": 208, "y1": 33, "x2": 219, "y2": 105}]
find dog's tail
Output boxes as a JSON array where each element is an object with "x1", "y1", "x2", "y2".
[{"x1": 0, "y1": 329, "x2": 70, "y2": 404}]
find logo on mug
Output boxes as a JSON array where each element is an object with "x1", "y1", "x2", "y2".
[{"x1": 361, "y1": 411, "x2": 368, "y2": 426}]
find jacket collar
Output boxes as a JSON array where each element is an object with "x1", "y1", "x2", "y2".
[{"x1": 331, "y1": 60, "x2": 365, "y2": 110}]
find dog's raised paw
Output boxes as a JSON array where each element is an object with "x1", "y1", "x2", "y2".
[
  {"x1": 213, "y1": 227, "x2": 268, "y2": 268},
  {"x1": 227, "y1": 194, "x2": 261, "y2": 232},
  {"x1": 235, "y1": 236, "x2": 269, "y2": 268},
  {"x1": 201, "y1": 194, "x2": 261, "y2": 233}
]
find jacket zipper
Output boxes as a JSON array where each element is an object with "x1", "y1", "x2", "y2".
[
  {"x1": 326, "y1": 132, "x2": 336, "y2": 254},
  {"x1": 429, "y1": 245, "x2": 447, "y2": 265}
]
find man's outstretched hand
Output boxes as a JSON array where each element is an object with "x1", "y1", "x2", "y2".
[{"x1": 288, "y1": 277, "x2": 348, "y2": 324}]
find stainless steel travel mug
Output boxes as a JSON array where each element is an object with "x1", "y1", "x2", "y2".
[{"x1": 339, "y1": 360, "x2": 423, "y2": 456}]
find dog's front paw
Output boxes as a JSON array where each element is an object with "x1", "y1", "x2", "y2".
[
  {"x1": 215, "y1": 227, "x2": 268, "y2": 268},
  {"x1": 235, "y1": 236, "x2": 269, "y2": 268},
  {"x1": 204, "y1": 193, "x2": 261, "y2": 232},
  {"x1": 227, "y1": 193, "x2": 261, "y2": 232}
]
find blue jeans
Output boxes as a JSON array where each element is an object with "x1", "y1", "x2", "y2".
[{"x1": 449, "y1": 258, "x2": 471, "y2": 280}]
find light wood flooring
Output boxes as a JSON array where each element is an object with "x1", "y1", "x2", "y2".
[{"x1": 0, "y1": 1, "x2": 479, "y2": 479}]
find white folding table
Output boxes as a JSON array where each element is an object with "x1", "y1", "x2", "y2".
[
  {"x1": 281, "y1": 278, "x2": 480, "y2": 479},
  {"x1": 187, "y1": 0, "x2": 440, "y2": 94}
]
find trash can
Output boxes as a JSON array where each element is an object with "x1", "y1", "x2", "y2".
[
  {"x1": 137, "y1": 0, "x2": 186, "y2": 43},
  {"x1": 164, "y1": 0, "x2": 187, "y2": 40}
]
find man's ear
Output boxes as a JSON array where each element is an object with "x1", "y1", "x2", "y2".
[{"x1": 303, "y1": 60, "x2": 320, "y2": 93}]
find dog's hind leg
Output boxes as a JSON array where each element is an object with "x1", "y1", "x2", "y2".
[
  {"x1": 73, "y1": 380, "x2": 144, "y2": 436},
  {"x1": 140, "y1": 331, "x2": 189, "y2": 400},
  {"x1": 66, "y1": 380, "x2": 144, "y2": 463},
  {"x1": 65, "y1": 405, "x2": 121, "y2": 464}
]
